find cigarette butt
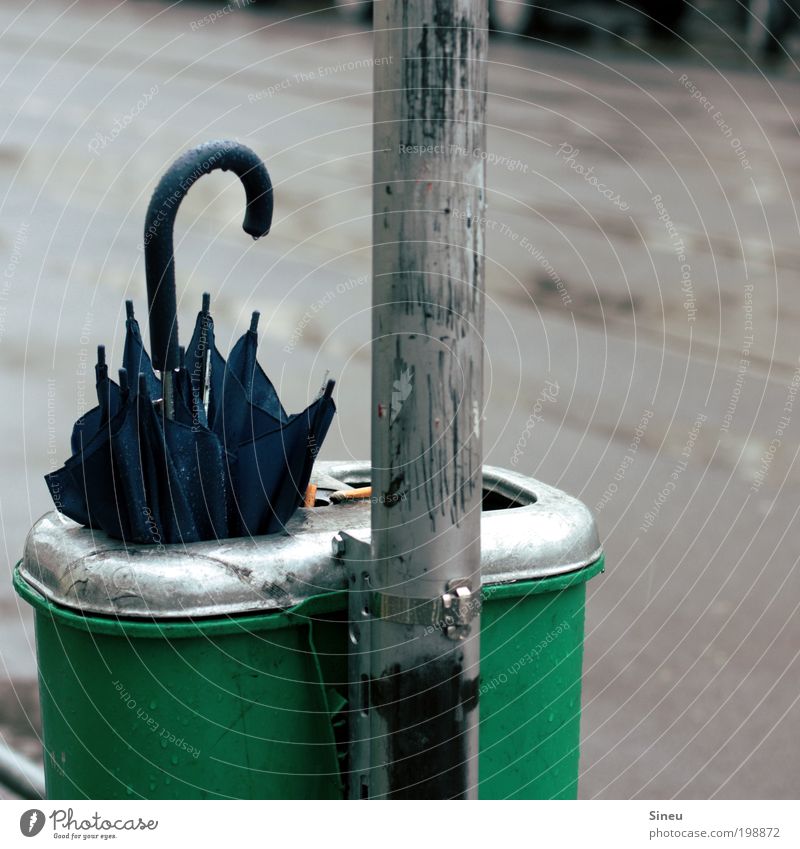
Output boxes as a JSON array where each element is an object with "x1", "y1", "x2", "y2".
[
  {"x1": 304, "y1": 483, "x2": 318, "y2": 508},
  {"x1": 330, "y1": 486, "x2": 372, "y2": 503}
]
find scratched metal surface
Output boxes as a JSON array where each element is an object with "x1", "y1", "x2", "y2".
[{"x1": 18, "y1": 462, "x2": 601, "y2": 618}]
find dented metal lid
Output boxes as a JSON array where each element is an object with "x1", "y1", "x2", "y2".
[{"x1": 19, "y1": 461, "x2": 601, "y2": 619}]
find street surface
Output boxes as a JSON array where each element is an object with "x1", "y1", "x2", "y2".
[{"x1": 0, "y1": 0, "x2": 798, "y2": 798}]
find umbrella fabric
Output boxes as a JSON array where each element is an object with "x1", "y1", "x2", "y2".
[
  {"x1": 47, "y1": 298, "x2": 335, "y2": 544},
  {"x1": 225, "y1": 311, "x2": 287, "y2": 424},
  {"x1": 201, "y1": 306, "x2": 336, "y2": 536},
  {"x1": 48, "y1": 370, "x2": 133, "y2": 538},
  {"x1": 47, "y1": 370, "x2": 229, "y2": 544},
  {"x1": 184, "y1": 296, "x2": 213, "y2": 430},
  {"x1": 70, "y1": 301, "x2": 157, "y2": 454},
  {"x1": 70, "y1": 301, "x2": 161, "y2": 454},
  {"x1": 123, "y1": 300, "x2": 160, "y2": 399},
  {"x1": 206, "y1": 321, "x2": 285, "y2": 447},
  {"x1": 70, "y1": 346, "x2": 120, "y2": 455},
  {"x1": 232, "y1": 383, "x2": 335, "y2": 534}
]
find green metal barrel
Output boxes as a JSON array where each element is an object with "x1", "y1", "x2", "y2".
[{"x1": 15, "y1": 462, "x2": 603, "y2": 800}]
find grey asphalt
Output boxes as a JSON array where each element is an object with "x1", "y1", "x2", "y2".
[{"x1": 0, "y1": 0, "x2": 798, "y2": 799}]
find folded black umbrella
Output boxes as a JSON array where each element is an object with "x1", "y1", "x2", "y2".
[
  {"x1": 233, "y1": 380, "x2": 335, "y2": 534},
  {"x1": 226, "y1": 310, "x2": 288, "y2": 424},
  {"x1": 70, "y1": 345, "x2": 120, "y2": 456},
  {"x1": 123, "y1": 299, "x2": 161, "y2": 400},
  {"x1": 70, "y1": 301, "x2": 158, "y2": 454},
  {"x1": 188, "y1": 297, "x2": 336, "y2": 536},
  {"x1": 46, "y1": 140, "x2": 336, "y2": 544}
]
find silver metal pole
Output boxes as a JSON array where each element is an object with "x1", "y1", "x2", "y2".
[{"x1": 367, "y1": 0, "x2": 487, "y2": 799}]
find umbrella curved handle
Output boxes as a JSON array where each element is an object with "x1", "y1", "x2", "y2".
[{"x1": 144, "y1": 140, "x2": 273, "y2": 372}]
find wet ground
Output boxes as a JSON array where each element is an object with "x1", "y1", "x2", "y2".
[{"x1": 0, "y1": 0, "x2": 798, "y2": 799}]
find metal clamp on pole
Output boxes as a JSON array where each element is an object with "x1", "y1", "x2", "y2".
[
  {"x1": 335, "y1": 526, "x2": 484, "y2": 800},
  {"x1": 371, "y1": 579, "x2": 481, "y2": 640}
]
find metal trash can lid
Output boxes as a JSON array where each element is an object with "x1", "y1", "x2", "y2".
[{"x1": 19, "y1": 462, "x2": 601, "y2": 619}]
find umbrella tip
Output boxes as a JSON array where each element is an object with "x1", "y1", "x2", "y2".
[
  {"x1": 118, "y1": 368, "x2": 129, "y2": 392},
  {"x1": 138, "y1": 373, "x2": 148, "y2": 397},
  {"x1": 202, "y1": 292, "x2": 211, "y2": 313},
  {"x1": 250, "y1": 311, "x2": 260, "y2": 334},
  {"x1": 125, "y1": 300, "x2": 135, "y2": 320},
  {"x1": 97, "y1": 344, "x2": 106, "y2": 365}
]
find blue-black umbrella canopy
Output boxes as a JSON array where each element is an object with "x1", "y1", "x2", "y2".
[{"x1": 46, "y1": 140, "x2": 336, "y2": 544}]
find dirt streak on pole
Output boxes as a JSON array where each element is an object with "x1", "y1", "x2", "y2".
[{"x1": 369, "y1": 0, "x2": 487, "y2": 799}]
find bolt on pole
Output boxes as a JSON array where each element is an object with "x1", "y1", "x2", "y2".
[{"x1": 367, "y1": 0, "x2": 488, "y2": 799}]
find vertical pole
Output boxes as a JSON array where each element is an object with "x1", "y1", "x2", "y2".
[{"x1": 369, "y1": 0, "x2": 487, "y2": 799}]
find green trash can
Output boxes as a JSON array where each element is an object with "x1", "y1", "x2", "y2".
[{"x1": 15, "y1": 461, "x2": 603, "y2": 800}]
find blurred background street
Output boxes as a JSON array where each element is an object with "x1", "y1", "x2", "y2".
[{"x1": 1, "y1": 0, "x2": 799, "y2": 798}]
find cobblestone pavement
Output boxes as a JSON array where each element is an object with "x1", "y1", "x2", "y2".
[{"x1": 0, "y1": 0, "x2": 798, "y2": 798}]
